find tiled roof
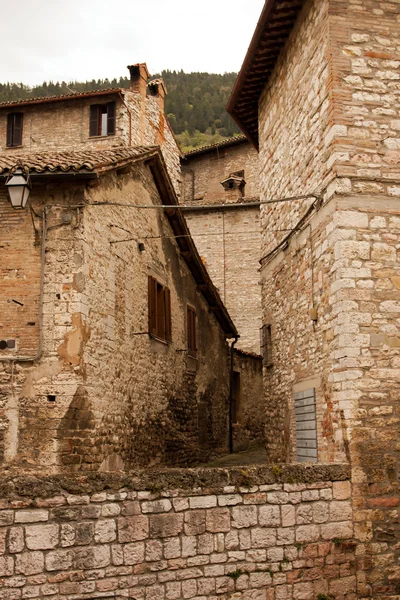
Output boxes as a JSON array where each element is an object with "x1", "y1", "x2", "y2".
[
  {"x1": 183, "y1": 135, "x2": 248, "y2": 158},
  {"x1": 227, "y1": 0, "x2": 304, "y2": 149},
  {"x1": 0, "y1": 88, "x2": 122, "y2": 109},
  {"x1": 0, "y1": 146, "x2": 157, "y2": 175}
]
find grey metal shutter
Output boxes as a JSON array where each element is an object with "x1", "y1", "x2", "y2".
[{"x1": 294, "y1": 388, "x2": 317, "y2": 462}]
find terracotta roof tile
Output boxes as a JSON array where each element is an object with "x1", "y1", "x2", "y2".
[
  {"x1": 0, "y1": 146, "x2": 158, "y2": 175},
  {"x1": 183, "y1": 135, "x2": 248, "y2": 158},
  {"x1": 0, "y1": 88, "x2": 123, "y2": 109}
]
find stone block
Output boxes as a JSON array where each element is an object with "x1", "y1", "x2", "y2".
[
  {"x1": 295, "y1": 525, "x2": 320, "y2": 544},
  {"x1": 142, "y1": 499, "x2": 172, "y2": 514},
  {"x1": 101, "y1": 503, "x2": 121, "y2": 517},
  {"x1": 118, "y1": 516, "x2": 149, "y2": 542},
  {"x1": 330, "y1": 501, "x2": 352, "y2": 521},
  {"x1": 124, "y1": 542, "x2": 145, "y2": 565},
  {"x1": 321, "y1": 521, "x2": 353, "y2": 541},
  {"x1": 184, "y1": 510, "x2": 206, "y2": 535},
  {"x1": 145, "y1": 539, "x2": 163, "y2": 561},
  {"x1": 0, "y1": 555, "x2": 14, "y2": 577},
  {"x1": 25, "y1": 524, "x2": 59, "y2": 550},
  {"x1": 232, "y1": 505, "x2": 258, "y2": 528},
  {"x1": 251, "y1": 527, "x2": 276, "y2": 548},
  {"x1": 149, "y1": 514, "x2": 183, "y2": 538},
  {"x1": 281, "y1": 505, "x2": 295, "y2": 527},
  {"x1": 259, "y1": 504, "x2": 281, "y2": 527},
  {"x1": 16, "y1": 551, "x2": 44, "y2": 575},
  {"x1": 189, "y1": 496, "x2": 217, "y2": 509},
  {"x1": 8, "y1": 527, "x2": 24, "y2": 553},
  {"x1": 218, "y1": 494, "x2": 243, "y2": 506},
  {"x1": 94, "y1": 519, "x2": 116, "y2": 543},
  {"x1": 15, "y1": 510, "x2": 48, "y2": 524},
  {"x1": 163, "y1": 537, "x2": 181, "y2": 559},
  {"x1": 206, "y1": 508, "x2": 230, "y2": 533}
]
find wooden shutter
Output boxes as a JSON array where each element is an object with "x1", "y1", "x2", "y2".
[
  {"x1": 89, "y1": 105, "x2": 100, "y2": 137},
  {"x1": 13, "y1": 113, "x2": 23, "y2": 146},
  {"x1": 148, "y1": 276, "x2": 157, "y2": 336},
  {"x1": 165, "y1": 288, "x2": 172, "y2": 342},
  {"x1": 6, "y1": 114, "x2": 13, "y2": 147},
  {"x1": 107, "y1": 102, "x2": 116, "y2": 136},
  {"x1": 295, "y1": 388, "x2": 317, "y2": 463}
]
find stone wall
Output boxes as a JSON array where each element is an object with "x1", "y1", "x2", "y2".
[
  {"x1": 0, "y1": 89, "x2": 181, "y2": 196},
  {"x1": 184, "y1": 206, "x2": 262, "y2": 354},
  {"x1": 181, "y1": 141, "x2": 261, "y2": 354},
  {"x1": 181, "y1": 140, "x2": 260, "y2": 206},
  {"x1": 256, "y1": 0, "x2": 400, "y2": 596},
  {"x1": 232, "y1": 351, "x2": 264, "y2": 452},
  {"x1": 0, "y1": 464, "x2": 356, "y2": 600},
  {"x1": 0, "y1": 163, "x2": 233, "y2": 472}
]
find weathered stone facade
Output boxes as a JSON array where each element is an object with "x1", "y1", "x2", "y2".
[
  {"x1": 181, "y1": 139, "x2": 262, "y2": 354},
  {"x1": 227, "y1": 0, "x2": 400, "y2": 596},
  {"x1": 0, "y1": 147, "x2": 240, "y2": 472},
  {"x1": 0, "y1": 65, "x2": 181, "y2": 195},
  {"x1": 0, "y1": 464, "x2": 358, "y2": 600}
]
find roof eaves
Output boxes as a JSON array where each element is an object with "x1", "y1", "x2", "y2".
[
  {"x1": 182, "y1": 135, "x2": 248, "y2": 159},
  {"x1": 0, "y1": 88, "x2": 123, "y2": 109},
  {"x1": 145, "y1": 151, "x2": 238, "y2": 337}
]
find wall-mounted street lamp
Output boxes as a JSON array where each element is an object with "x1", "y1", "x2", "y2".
[{"x1": 5, "y1": 166, "x2": 31, "y2": 209}]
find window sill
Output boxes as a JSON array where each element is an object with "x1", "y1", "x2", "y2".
[
  {"x1": 149, "y1": 334, "x2": 170, "y2": 346},
  {"x1": 5, "y1": 145, "x2": 23, "y2": 149},
  {"x1": 89, "y1": 134, "x2": 115, "y2": 139}
]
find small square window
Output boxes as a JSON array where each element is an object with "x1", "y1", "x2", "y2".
[
  {"x1": 89, "y1": 102, "x2": 116, "y2": 137},
  {"x1": 6, "y1": 113, "x2": 23, "y2": 147}
]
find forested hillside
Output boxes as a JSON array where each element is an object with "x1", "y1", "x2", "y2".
[{"x1": 0, "y1": 71, "x2": 241, "y2": 151}]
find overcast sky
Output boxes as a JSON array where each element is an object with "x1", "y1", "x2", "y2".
[{"x1": 1, "y1": 0, "x2": 265, "y2": 86}]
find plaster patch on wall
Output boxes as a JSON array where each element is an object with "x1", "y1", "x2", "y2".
[{"x1": 57, "y1": 313, "x2": 90, "y2": 367}]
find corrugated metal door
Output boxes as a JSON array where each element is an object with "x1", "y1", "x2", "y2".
[{"x1": 294, "y1": 388, "x2": 317, "y2": 462}]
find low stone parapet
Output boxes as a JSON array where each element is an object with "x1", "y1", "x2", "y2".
[{"x1": 0, "y1": 464, "x2": 355, "y2": 599}]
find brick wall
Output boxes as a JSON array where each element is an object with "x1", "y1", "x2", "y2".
[{"x1": 0, "y1": 464, "x2": 357, "y2": 600}]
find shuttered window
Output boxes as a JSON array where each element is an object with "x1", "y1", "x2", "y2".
[
  {"x1": 89, "y1": 102, "x2": 116, "y2": 137},
  {"x1": 148, "y1": 276, "x2": 172, "y2": 342},
  {"x1": 260, "y1": 324, "x2": 273, "y2": 367},
  {"x1": 295, "y1": 388, "x2": 318, "y2": 463},
  {"x1": 6, "y1": 113, "x2": 23, "y2": 147},
  {"x1": 187, "y1": 306, "x2": 197, "y2": 357}
]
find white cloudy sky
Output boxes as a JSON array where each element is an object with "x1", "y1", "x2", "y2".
[{"x1": 1, "y1": 0, "x2": 265, "y2": 86}]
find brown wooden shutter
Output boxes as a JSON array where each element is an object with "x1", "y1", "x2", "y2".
[
  {"x1": 165, "y1": 287, "x2": 172, "y2": 342},
  {"x1": 13, "y1": 113, "x2": 23, "y2": 146},
  {"x1": 6, "y1": 114, "x2": 13, "y2": 147},
  {"x1": 89, "y1": 105, "x2": 100, "y2": 137},
  {"x1": 148, "y1": 276, "x2": 157, "y2": 336},
  {"x1": 107, "y1": 102, "x2": 116, "y2": 136}
]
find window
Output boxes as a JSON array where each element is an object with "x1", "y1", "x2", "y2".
[
  {"x1": 89, "y1": 102, "x2": 116, "y2": 137},
  {"x1": 148, "y1": 276, "x2": 172, "y2": 342},
  {"x1": 260, "y1": 324, "x2": 273, "y2": 367},
  {"x1": 187, "y1": 306, "x2": 197, "y2": 357},
  {"x1": 6, "y1": 113, "x2": 23, "y2": 147}
]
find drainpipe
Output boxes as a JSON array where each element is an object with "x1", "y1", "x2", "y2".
[{"x1": 229, "y1": 335, "x2": 239, "y2": 454}]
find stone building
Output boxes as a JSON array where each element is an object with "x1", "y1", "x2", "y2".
[
  {"x1": 0, "y1": 63, "x2": 181, "y2": 195},
  {"x1": 0, "y1": 62, "x2": 264, "y2": 471},
  {"x1": 228, "y1": 0, "x2": 400, "y2": 595},
  {"x1": 181, "y1": 136, "x2": 262, "y2": 355},
  {"x1": 0, "y1": 146, "x2": 240, "y2": 471}
]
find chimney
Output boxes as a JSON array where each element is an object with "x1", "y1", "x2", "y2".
[
  {"x1": 147, "y1": 78, "x2": 168, "y2": 114},
  {"x1": 127, "y1": 63, "x2": 150, "y2": 97}
]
